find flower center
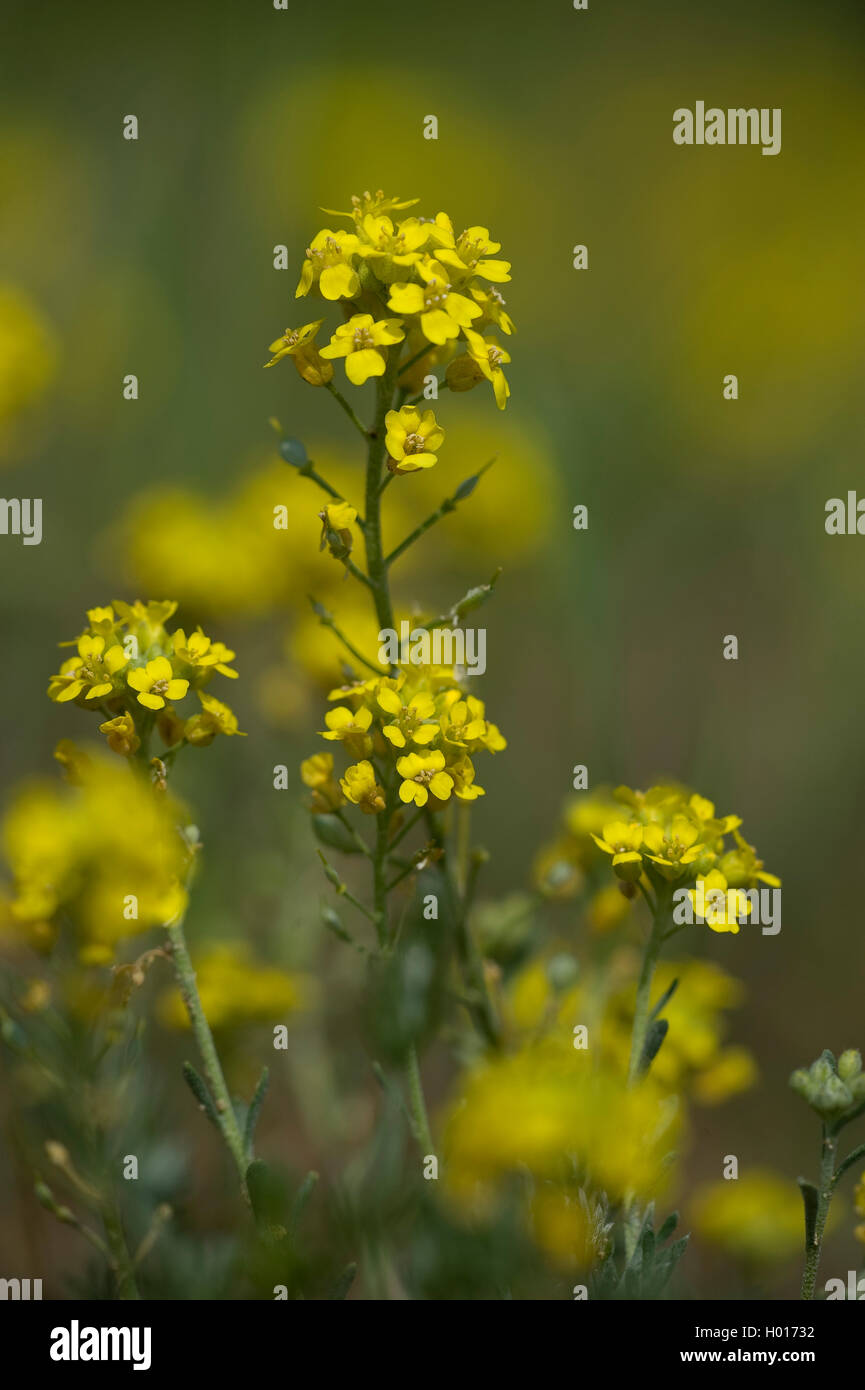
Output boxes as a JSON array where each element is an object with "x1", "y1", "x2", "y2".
[
  {"x1": 151, "y1": 679, "x2": 169, "y2": 696},
  {"x1": 353, "y1": 327, "x2": 374, "y2": 349},
  {"x1": 403, "y1": 433, "x2": 424, "y2": 454}
]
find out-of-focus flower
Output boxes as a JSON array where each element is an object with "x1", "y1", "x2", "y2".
[
  {"x1": 159, "y1": 942, "x2": 309, "y2": 1030},
  {"x1": 0, "y1": 285, "x2": 58, "y2": 458},
  {"x1": 2, "y1": 755, "x2": 189, "y2": 963},
  {"x1": 691, "y1": 1171, "x2": 821, "y2": 1265}
]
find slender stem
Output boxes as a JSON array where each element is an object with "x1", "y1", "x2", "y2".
[
  {"x1": 166, "y1": 918, "x2": 248, "y2": 1195},
  {"x1": 801, "y1": 1128, "x2": 837, "y2": 1300},
  {"x1": 364, "y1": 354, "x2": 399, "y2": 635},
  {"x1": 406, "y1": 1044, "x2": 434, "y2": 1155},
  {"x1": 312, "y1": 605, "x2": 382, "y2": 674},
  {"x1": 342, "y1": 555, "x2": 376, "y2": 591},
  {"x1": 373, "y1": 816, "x2": 389, "y2": 947},
  {"x1": 326, "y1": 381, "x2": 370, "y2": 439},
  {"x1": 627, "y1": 895, "x2": 669, "y2": 1086},
  {"x1": 295, "y1": 461, "x2": 354, "y2": 510},
  {"x1": 100, "y1": 1195, "x2": 141, "y2": 1301},
  {"x1": 387, "y1": 807, "x2": 424, "y2": 853},
  {"x1": 385, "y1": 497, "x2": 456, "y2": 568}
]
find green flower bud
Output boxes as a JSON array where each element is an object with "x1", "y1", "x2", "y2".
[
  {"x1": 817, "y1": 1074, "x2": 853, "y2": 1115},
  {"x1": 811, "y1": 1058, "x2": 833, "y2": 1086},
  {"x1": 848, "y1": 1073, "x2": 865, "y2": 1103},
  {"x1": 838, "y1": 1049, "x2": 862, "y2": 1082},
  {"x1": 790, "y1": 1069, "x2": 813, "y2": 1101}
]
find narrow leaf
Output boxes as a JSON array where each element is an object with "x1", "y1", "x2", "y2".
[
  {"x1": 182, "y1": 1061, "x2": 219, "y2": 1127},
  {"x1": 639, "y1": 1017, "x2": 669, "y2": 1075},
  {"x1": 797, "y1": 1177, "x2": 819, "y2": 1249},
  {"x1": 327, "y1": 1261, "x2": 357, "y2": 1301},
  {"x1": 289, "y1": 1171, "x2": 319, "y2": 1237},
  {"x1": 835, "y1": 1142, "x2": 865, "y2": 1183},
  {"x1": 650, "y1": 977, "x2": 679, "y2": 1022},
  {"x1": 244, "y1": 1066, "x2": 270, "y2": 1156}
]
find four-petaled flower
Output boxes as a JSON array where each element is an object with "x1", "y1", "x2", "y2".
[
  {"x1": 319, "y1": 314, "x2": 405, "y2": 385},
  {"x1": 387, "y1": 260, "x2": 481, "y2": 345},
  {"x1": 396, "y1": 750, "x2": 454, "y2": 807},
  {"x1": 340, "y1": 761, "x2": 387, "y2": 815},
  {"x1": 385, "y1": 406, "x2": 444, "y2": 473},
  {"x1": 127, "y1": 656, "x2": 189, "y2": 711},
  {"x1": 464, "y1": 328, "x2": 511, "y2": 409}
]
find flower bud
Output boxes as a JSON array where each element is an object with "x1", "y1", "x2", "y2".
[
  {"x1": 838, "y1": 1049, "x2": 862, "y2": 1082},
  {"x1": 293, "y1": 344, "x2": 333, "y2": 387},
  {"x1": 789, "y1": 1069, "x2": 813, "y2": 1101},
  {"x1": 817, "y1": 1074, "x2": 853, "y2": 1115}
]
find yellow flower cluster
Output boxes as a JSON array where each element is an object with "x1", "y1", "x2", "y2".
[
  {"x1": 267, "y1": 191, "x2": 513, "y2": 410},
  {"x1": 538, "y1": 783, "x2": 779, "y2": 935},
  {"x1": 159, "y1": 942, "x2": 309, "y2": 1031},
  {"x1": 1, "y1": 753, "x2": 190, "y2": 963},
  {"x1": 505, "y1": 954, "x2": 756, "y2": 1107},
  {"x1": 47, "y1": 600, "x2": 244, "y2": 756},
  {"x1": 440, "y1": 1039, "x2": 678, "y2": 1237},
  {"x1": 302, "y1": 665, "x2": 506, "y2": 815}
]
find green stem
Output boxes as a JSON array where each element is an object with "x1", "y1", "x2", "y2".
[
  {"x1": 326, "y1": 381, "x2": 370, "y2": 439},
  {"x1": 373, "y1": 816, "x2": 389, "y2": 947},
  {"x1": 627, "y1": 893, "x2": 669, "y2": 1086},
  {"x1": 100, "y1": 1195, "x2": 140, "y2": 1301},
  {"x1": 801, "y1": 1128, "x2": 837, "y2": 1300},
  {"x1": 167, "y1": 918, "x2": 248, "y2": 1195},
  {"x1": 406, "y1": 1044, "x2": 434, "y2": 1155},
  {"x1": 364, "y1": 354, "x2": 399, "y2": 637}
]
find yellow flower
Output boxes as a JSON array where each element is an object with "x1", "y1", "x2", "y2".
[
  {"x1": 322, "y1": 191, "x2": 420, "y2": 223},
  {"x1": 319, "y1": 313, "x2": 405, "y2": 385},
  {"x1": 691, "y1": 1171, "x2": 817, "y2": 1264},
  {"x1": 442, "y1": 1043, "x2": 678, "y2": 1214},
  {"x1": 318, "y1": 500, "x2": 358, "y2": 557},
  {"x1": 688, "y1": 869, "x2": 751, "y2": 934},
  {"x1": 446, "y1": 755, "x2": 486, "y2": 802},
  {"x1": 263, "y1": 319, "x2": 324, "y2": 367},
  {"x1": 320, "y1": 704, "x2": 373, "y2": 758},
  {"x1": 376, "y1": 685, "x2": 437, "y2": 747},
  {"x1": 295, "y1": 229, "x2": 361, "y2": 300},
  {"x1": 127, "y1": 656, "x2": 189, "y2": 711},
  {"x1": 172, "y1": 627, "x2": 238, "y2": 679},
  {"x1": 438, "y1": 693, "x2": 487, "y2": 750},
  {"x1": 184, "y1": 692, "x2": 246, "y2": 745},
  {"x1": 2, "y1": 756, "x2": 190, "y2": 960},
  {"x1": 387, "y1": 260, "x2": 481, "y2": 345},
  {"x1": 340, "y1": 760, "x2": 386, "y2": 814},
  {"x1": 436, "y1": 226, "x2": 511, "y2": 284},
  {"x1": 384, "y1": 405, "x2": 444, "y2": 473},
  {"x1": 300, "y1": 752, "x2": 344, "y2": 812},
  {"x1": 159, "y1": 943, "x2": 309, "y2": 1030},
  {"x1": 356, "y1": 213, "x2": 429, "y2": 281},
  {"x1": 591, "y1": 819, "x2": 644, "y2": 880},
  {"x1": 98, "y1": 712, "x2": 140, "y2": 756},
  {"x1": 48, "y1": 634, "x2": 129, "y2": 704},
  {"x1": 470, "y1": 285, "x2": 515, "y2": 336},
  {"x1": 396, "y1": 749, "x2": 453, "y2": 806},
  {"x1": 0, "y1": 284, "x2": 58, "y2": 454},
  {"x1": 463, "y1": 329, "x2": 511, "y2": 409},
  {"x1": 692, "y1": 1046, "x2": 758, "y2": 1105},
  {"x1": 642, "y1": 814, "x2": 703, "y2": 875}
]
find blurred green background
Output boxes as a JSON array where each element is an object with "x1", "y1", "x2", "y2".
[{"x1": 1, "y1": 0, "x2": 864, "y2": 1298}]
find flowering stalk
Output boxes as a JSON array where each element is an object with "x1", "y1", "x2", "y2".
[
  {"x1": 166, "y1": 912, "x2": 249, "y2": 1193},
  {"x1": 791, "y1": 1048, "x2": 865, "y2": 1299},
  {"x1": 277, "y1": 193, "x2": 515, "y2": 1148}
]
